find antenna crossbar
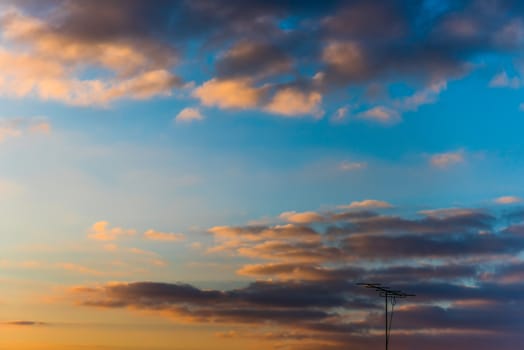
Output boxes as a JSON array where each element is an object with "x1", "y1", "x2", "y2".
[{"x1": 357, "y1": 282, "x2": 415, "y2": 350}]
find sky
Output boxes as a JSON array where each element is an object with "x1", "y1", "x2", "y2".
[{"x1": 1, "y1": 0, "x2": 524, "y2": 349}]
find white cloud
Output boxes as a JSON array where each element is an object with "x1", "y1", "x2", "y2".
[
  {"x1": 175, "y1": 108, "x2": 204, "y2": 123},
  {"x1": 399, "y1": 81, "x2": 447, "y2": 111},
  {"x1": 338, "y1": 161, "x2": 367, "y2": 171},
  {"x1": 355, "y1": 81, "x2": 447, "y2": 125},
  {"x1": 359, "y1": 106, "x2": 400, "y2": 124},
  {"x1": 430, "y1": 150, "x2": 465, "y2": 168},
  {"x1": 489, "y1": 71, "x2": 522, "y2": 88},
  {"x1": 331, "y1": 106, "x2": 349, "y2": 123}
]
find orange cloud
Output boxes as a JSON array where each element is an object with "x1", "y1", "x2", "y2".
[
  {"x1": 279, "y1": 211, "x2": 324, "y2": 224},
  {"x1": 339, "y1": 199, "x2": 393, "y2": 209},
  {"x1": 193, "y1": 78, "x2": 263, "y2": 109},
  {"x1": 55, "y1": 262, "x2": 104, "y2": 276},
  {"x1": 494, "y1": 196, "x2": 522, "y2": 204},
  {"x1": 144, "y1": 229, "x2": 185, "y2": 242},
  {"x1": 0, "y1": 10, "x2": 180, "y2": 106},
  {"x1": 87, "y1": 221, "x2": 136, "y2": 241},
  {"x1": 194, "y1": 79, "x2": 323, "y2": 118},
  {"x1": 265, "y1": 88, "x2": 323, "y2": 117}
]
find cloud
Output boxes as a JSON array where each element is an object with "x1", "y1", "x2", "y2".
[
  {"x1": 0, "y1": 259, "x2": 107, "y2": 276},
  {"x1": 322, "y1": 41, "x2": 368, "y2": 81},
  {"x1": 0, "y1": 8, "x2": 180, "y2": 106},
  {"x1": 418, "y1": 207, "x2": 481, "y2": 218},
  {"x1": 279, "y1": 211, "x2": 325, "y2": 224},
  {"x1": 87, "y1": 221, "x2": 136, "y2": 241},
  {"x1": 0, "y1": 117, "x2": 52, "y2": 142},
  {"x1": 489, "y1": 71, "x2": 522, "y2": 88},
  {"x1": 339, "y1": 199, "x2": 392, "y2": 209},
  {"x1": 494, "y1": 196, "x2": 522, "y2": 205},
  {"x1": 358, "y1": 106, "x2": 401, "y2": 124},
  {"x1": 1, "y1": 0, "x2": 523, "y2": 121},
  {"x1": 4, "y1": 321, "x2": 47, "y2": 326},
  {"x1": 72, "y1": 280, "x2": 344, "y2": 324},
  {"x1": 70, "y1": 201, "x2": 524, "y2": 349},
  {"x1": 175, "y1": 108, "x2": 204, "y2": 123},
  {"x1": 144, "y1": 229, "x2": 185, "y2": 242},
  {"x1": 331, "y1": 106, "x2": 350, "y2": 123},
  {"x1": 55, "y1": 262, "x2": 104, "y2": 276},
  {"x1": 399, "y1": 80, "x2": 447, "y2": 111},
  {"x1": 193, "y1": 78, "x2": 324, "y2": 118},
  {"x1": 338, "y1": 161, "x2": 367, "y2": 171},
  {"x1": 216, "y1": 41, "x2": 292, "y2": 79},
  {"x1": 264, "y1": 88, "x2": 323, "y2": 118},
  {"x1": 28, "y1": 121, "x2": 51, "y2": 134},
  {"x1": 1, "y1": 0, "x2": 522, "y2": 126},
  {"x1": 193, "y1": 78, "x2": 263, "y2": 110},
  {"x1": 354, "y1": 80, "x2": 447, "y2": 124},
  {"x1": 430, "y1": 150, "x2": 465, "y2": 168}
]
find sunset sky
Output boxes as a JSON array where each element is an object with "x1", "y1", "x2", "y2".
[{"x1": 1, "y1": 1, "x2": 524, "y2": 349}]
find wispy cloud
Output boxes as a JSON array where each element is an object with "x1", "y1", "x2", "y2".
[
  {"x1": 279, "y1": 211, "x2": 325, "y2": 224},
  {"x1": 0, "y1": 117, "x2": 51, "y2": 142},
  {"x1": 338, "y1": 161, "x2": 367, "y2": 171},
  {"x1": 144, "y1": 229, "x2": 185, "y2": 242},
  {"x1": 430, "y1": 150, "x2": 465, "y2": 168},
  {"x1": 489, "y1": 71, "x2": 522, "y2": 89},
  {"x1": 3, "y1": 321, "x2": 47, "y2": 326},
  {"x1": 338, "y1": 199, "x2": 393, "y2": 209},
  {"x1": 494, "y1": 196, "x2": 522, "y2": 205}
]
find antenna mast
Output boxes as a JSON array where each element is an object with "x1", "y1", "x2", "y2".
[{"x1": 357, "y1": 283, "x2": 415, "y2": 350}]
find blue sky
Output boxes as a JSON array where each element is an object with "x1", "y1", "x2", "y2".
[{"x1": 1, "y1": 1, "x2": 524, "y2": 349}]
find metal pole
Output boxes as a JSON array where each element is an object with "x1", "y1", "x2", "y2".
[
  {"x1": 385, "y1": 293, "x2": 388, "y2": 350},
  {"x1": 357, "y1": 283, "x2": 415, "y2": 350}
]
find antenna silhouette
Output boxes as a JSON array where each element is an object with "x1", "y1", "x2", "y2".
[{"x1": 357, "y1": 283, "x2": 415, "y2": 350}]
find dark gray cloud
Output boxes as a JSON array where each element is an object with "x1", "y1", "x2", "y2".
[
  {"x1": 75, "y1": 278, "x2": 524, "y2": 349},
  {"x1": 74, "y1": 202, "x2": 524, "y2": 349},
  {"x1": 328, "y1": 210, "x2": 495, "y2": 236},
  {"x1": 342, "y1": 231, "x2": 523, "y2": 259},
  {"x1": 4, "y1": 320, "x2": 47, "y2": 326},
  {"x1": 13, "y1": 0, "x2": 524, "y2": 90},
  {"x1": 4, "y1": 0, "x2": 524, "y2": 113},
  {"x1": 215, "y1": 41, "x2": 293, "y2": 79},
  {"x1": 77, "y1": 280, "x2": 347, "y2": 325}
]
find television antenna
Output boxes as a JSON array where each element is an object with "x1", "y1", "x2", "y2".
[{"x1": 357, "y1": 283, "x2": 415, "y2": 350}]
